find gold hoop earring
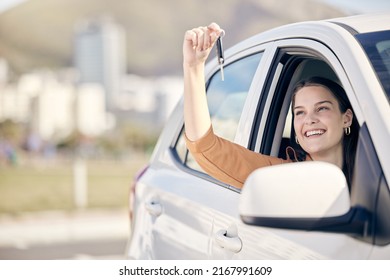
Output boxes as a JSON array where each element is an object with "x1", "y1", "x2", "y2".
[
  {"x1": 344, "y1": 126, "x2": 351, "y2": 135},
  {"x1": 295, "y1": 135, "x2": 299, "y2": 144}
]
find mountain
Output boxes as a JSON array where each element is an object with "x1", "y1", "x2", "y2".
[{"x1": 0, "y1": 0, "x2": 344, "y2": 77}]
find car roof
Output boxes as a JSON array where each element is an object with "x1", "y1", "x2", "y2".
[
  {"x1": 327, "y1": 12, "x2": 390, "y2": 34},
  {"x1": 223, "y1": 12, "x2": 390, "y2": 57}
]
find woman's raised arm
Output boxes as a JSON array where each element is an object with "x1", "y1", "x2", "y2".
[{"x1": 183, "y1": 23, "x2": 223, "y2": 141}]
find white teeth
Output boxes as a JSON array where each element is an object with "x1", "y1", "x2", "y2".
[{"x1": 306, "y1": 130, "x2": 325, "y2": 137}]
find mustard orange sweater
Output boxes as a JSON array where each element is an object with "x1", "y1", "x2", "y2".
[{"x1": 185, "y1": 126, "x2": 295, "y2": 189}]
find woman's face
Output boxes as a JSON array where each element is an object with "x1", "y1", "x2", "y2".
[{"x1": 293, "y1": 85, "x2": 353, "y2": 161}]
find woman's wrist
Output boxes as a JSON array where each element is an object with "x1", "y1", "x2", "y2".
[
  {"x1": 183, "y1": 60, "x2": 205, "y2": 70},
  {"x1": 183, "y1": 63, "x2": 205, "y2": 80}
]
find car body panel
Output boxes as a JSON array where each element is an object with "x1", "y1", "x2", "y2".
[{"x1": 127, "y1": 13, "x2": 390, "y2": 259}]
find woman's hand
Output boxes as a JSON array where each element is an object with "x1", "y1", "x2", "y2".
[
  {"x1": 183, "y1": 23, "x2": 223, "y2": 141},
  {"x1": 183, "y1": 22, "x2": 224, "y2": 67}
]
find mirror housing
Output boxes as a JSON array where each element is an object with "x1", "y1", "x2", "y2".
[{"x1": 239, "y1": 162, "x2": 369, "y2": 235}]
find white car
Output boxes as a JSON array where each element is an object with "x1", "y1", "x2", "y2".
[{"x1": 127, "y1": 13, "x2": 390, "y2": 259}]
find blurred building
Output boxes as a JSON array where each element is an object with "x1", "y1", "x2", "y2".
[
  {"x1": 0, "y1": 83, "x2": 29, "y2": 123},
  {"x1": 116, "y1": 75, "x2": 182, "y2": 130},
  {"x1": 0, "y1": 66, "x2": 181, "y2": 142},
  {"x1": 0, "y1": 69, "x2": 109, "y2": 142},
  {"x1": 0, "y1": 58, "x2": 8, "y2": 85},
  {"x1": 76, "y1": 84, "x2": 110, "y2": 137},
  {"x1": 0, "y1": 14, "x2": 182, "y2": 145},
  {"x1": 73, "y1": 17, "x2": 126, "y2": 111}
]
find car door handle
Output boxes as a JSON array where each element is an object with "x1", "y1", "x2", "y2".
[
  {"x1": 145, "y1": 201, "x2": 162, "y2": 217},
  {"x1": 214, "y1": 229, "x2": 242, "y2": 253}
]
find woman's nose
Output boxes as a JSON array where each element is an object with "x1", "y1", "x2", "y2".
[{"x1": 304, "y1": 112, "x2": 318, "y2": 125}]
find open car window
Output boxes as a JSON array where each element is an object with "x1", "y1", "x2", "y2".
[
  {"x1": 174, "y1": 52, "x2": 263, "y2": 175},
  {"x1": 256, "y1": 49, "x2": 357, "y2": 191}
]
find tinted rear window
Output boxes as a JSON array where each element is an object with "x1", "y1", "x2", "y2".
[{"x1": 356, "y1": 30, "x2": 390, "y2": 102}]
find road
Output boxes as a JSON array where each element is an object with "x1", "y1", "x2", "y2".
[
  {"x1": 0, "y1": 209, "x2": 130, "y2": 260},
  {"x1": 0, "y1": 238, "x2": 127, "y2": 260}
]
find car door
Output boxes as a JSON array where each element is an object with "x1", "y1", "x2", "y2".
[
  {"x1": 128, "y1": 47, "x2": 265, "y2": 259},
  {"x1": 208, "y1": 38, "x2": 375, "y2": 259}
]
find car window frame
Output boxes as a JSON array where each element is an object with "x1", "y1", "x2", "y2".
[
  {"x1": 170, "y1": 43, "x2": 274, "y2": 191},
  {"x1": 249, "y1": 39, "x2": 364, "y2": 157},
  {"x1": 205, "y1": 52, "x2": 264, "y2": 141},
  {"x1": 250, "y1": 39, "x2": 387, "y2": 245}
]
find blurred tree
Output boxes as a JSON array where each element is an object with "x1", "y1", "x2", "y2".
[{"x1": 0, "y1": 119, "x2": 24, "y2": 144}]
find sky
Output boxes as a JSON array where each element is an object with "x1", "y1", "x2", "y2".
[
  {"x1": 1, "y1": 0, "x2": 390, "y2": 14},
  {"x1": 319, "y1": 0, "x2": 390, "y2": 14},
  {"x1": 0, "y1": 0, "x2": 26, "y2": 13}
]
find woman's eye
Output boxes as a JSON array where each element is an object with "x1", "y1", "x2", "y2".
[
  {"x1": 294, "y1": 111, "x2": 304, "y2": 116},
  {"x1": 317, "y1": 106, "x2": 329, "y2": 112}
]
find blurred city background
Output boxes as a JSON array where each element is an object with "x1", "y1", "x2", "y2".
[{"x1": 0, "y1": 0, "x2": 389, "y2": 260}]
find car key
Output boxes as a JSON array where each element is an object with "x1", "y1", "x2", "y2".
[{"x1": 216, "y1": 31, "x2": 225, "y2": 81}]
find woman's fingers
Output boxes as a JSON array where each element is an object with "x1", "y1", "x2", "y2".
[
  {"x1": 183, "y1": 23, "x2": 224, "y2": 66},
  {"x1": 192, "y1": 27, "x2": 209, "y2": 51},
  {"x1": 208, "y1": 22, "x2": 224, "y2": 40},
  {"x1": 184, "y1": 29, "x2": 197, "y2": 49},
  {"x1": 208, "y1": 22, "x2": 223, "y2": 36},
  {"x1": 201, "y1": 26, "x2": 213, "y2": 51},
  {"x1": 187, "y1": 24, "x2": 223, "y2": 51}
]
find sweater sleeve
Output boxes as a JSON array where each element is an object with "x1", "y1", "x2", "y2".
[{"x1": 185, "y1": 126, "x2": 291, "y2": 189}]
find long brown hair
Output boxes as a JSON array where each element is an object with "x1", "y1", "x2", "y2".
[{"x1": 289, "y1": 77, "x2": 359, "y2": 187}]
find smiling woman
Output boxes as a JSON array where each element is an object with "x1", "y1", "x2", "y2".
[
  {"x1": 183, "y1": 23, "x2": 359, "y2": 189},
  {"x1": 289, "y1": 77, "x2": 358, "y2": 186}
]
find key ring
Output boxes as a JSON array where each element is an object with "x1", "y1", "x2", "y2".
[{"x1": 216, "y1": 30, "x2": 225, "y2": 81}]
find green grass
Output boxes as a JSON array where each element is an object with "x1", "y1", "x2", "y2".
[{"x1": 0, "y1": 155, "x2": 148, "y2": 215}]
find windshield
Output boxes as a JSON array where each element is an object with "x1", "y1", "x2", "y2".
[{"x1": 356, "y1": 30, "x2": 390, "y2": 102}]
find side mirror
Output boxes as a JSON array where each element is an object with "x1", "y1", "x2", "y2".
[{"x1": 239, "y1": 162, "x2": 369, "y2": 235}]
